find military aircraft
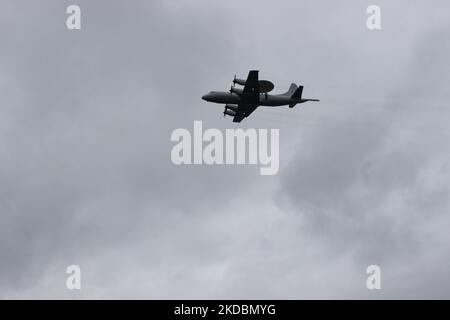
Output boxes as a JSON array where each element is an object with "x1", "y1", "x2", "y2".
[{"x1": 201, "y1": 70, "x2": 319, "y2": 123}]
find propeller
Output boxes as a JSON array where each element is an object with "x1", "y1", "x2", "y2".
[
  {"x1": 229, "y1": 85, "x2": 233, "y2": 94},
  {"x1": 233, "y1": 74, "x2": 237, "y2": 87}
]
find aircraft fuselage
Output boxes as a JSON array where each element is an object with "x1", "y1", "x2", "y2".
[{"x1": 201, "y1": 91, "x2": 309, "y2": 107}]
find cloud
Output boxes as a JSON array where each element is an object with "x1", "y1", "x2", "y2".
[{"x1": 277, "y1": 24, "x2": 450, "y2": 297}]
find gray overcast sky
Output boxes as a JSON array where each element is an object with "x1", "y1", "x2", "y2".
[{"x1": 1, "y1": 0, "x2": 450, "y2": 298}]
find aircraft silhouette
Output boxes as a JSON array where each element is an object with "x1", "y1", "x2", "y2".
[{"x1": 202, "y1": 70, "x2": 319, "y2": 123}]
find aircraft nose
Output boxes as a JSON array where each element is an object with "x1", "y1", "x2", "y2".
[{"x1": 201, "y1": 94, "x2": 208, "y2": 101}]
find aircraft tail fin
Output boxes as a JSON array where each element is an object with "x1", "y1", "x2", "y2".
[
  {"x1": 283, "y1": 83, "x2": 298, "y2": 96},
  {"x1": 291, "y1": 85, "x2": 304, "y2": 99}
]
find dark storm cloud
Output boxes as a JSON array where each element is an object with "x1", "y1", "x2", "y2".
[
  {"x1": 1, "y1": 0, "x2": 450, "y2": 298},
  {"x1": 0, "y1": 0, "x2": 255, "y2": 296},
  {"x1": 277, "y1": 23, "x2": 450, "y2": 297}
]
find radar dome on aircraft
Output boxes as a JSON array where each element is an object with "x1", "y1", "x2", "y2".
[{"x1": 258, "y1": 80, "x2": 274, "y2": 93}]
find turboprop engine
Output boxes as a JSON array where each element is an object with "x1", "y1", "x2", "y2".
[
  {"x1": 229, "y1": 86, "x2": 243, "y2": 95},
  {"x1": 223, "y1": 108, "x2": 236, "y2": 117},
  {"x1": 225, "y1": 104, "x2": 239, "y2": 112},
  {"x1": 233, "y1": 75, "x2": 247, "y2": 86}
]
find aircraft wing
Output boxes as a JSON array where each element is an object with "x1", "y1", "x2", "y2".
[
  {"x1": 231, "y1": 70, "x2": 260, "y2": 122},
  {"x1": 233, "y1": 104, "x2": 258, "y2": 123},
  {"x1": 242, "y1": 70, "x2": 260, "y2": 96}
]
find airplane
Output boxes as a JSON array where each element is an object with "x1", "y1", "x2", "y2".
[{"x1": 201, "y1": 70, "x2": 319, "y2": 123}]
